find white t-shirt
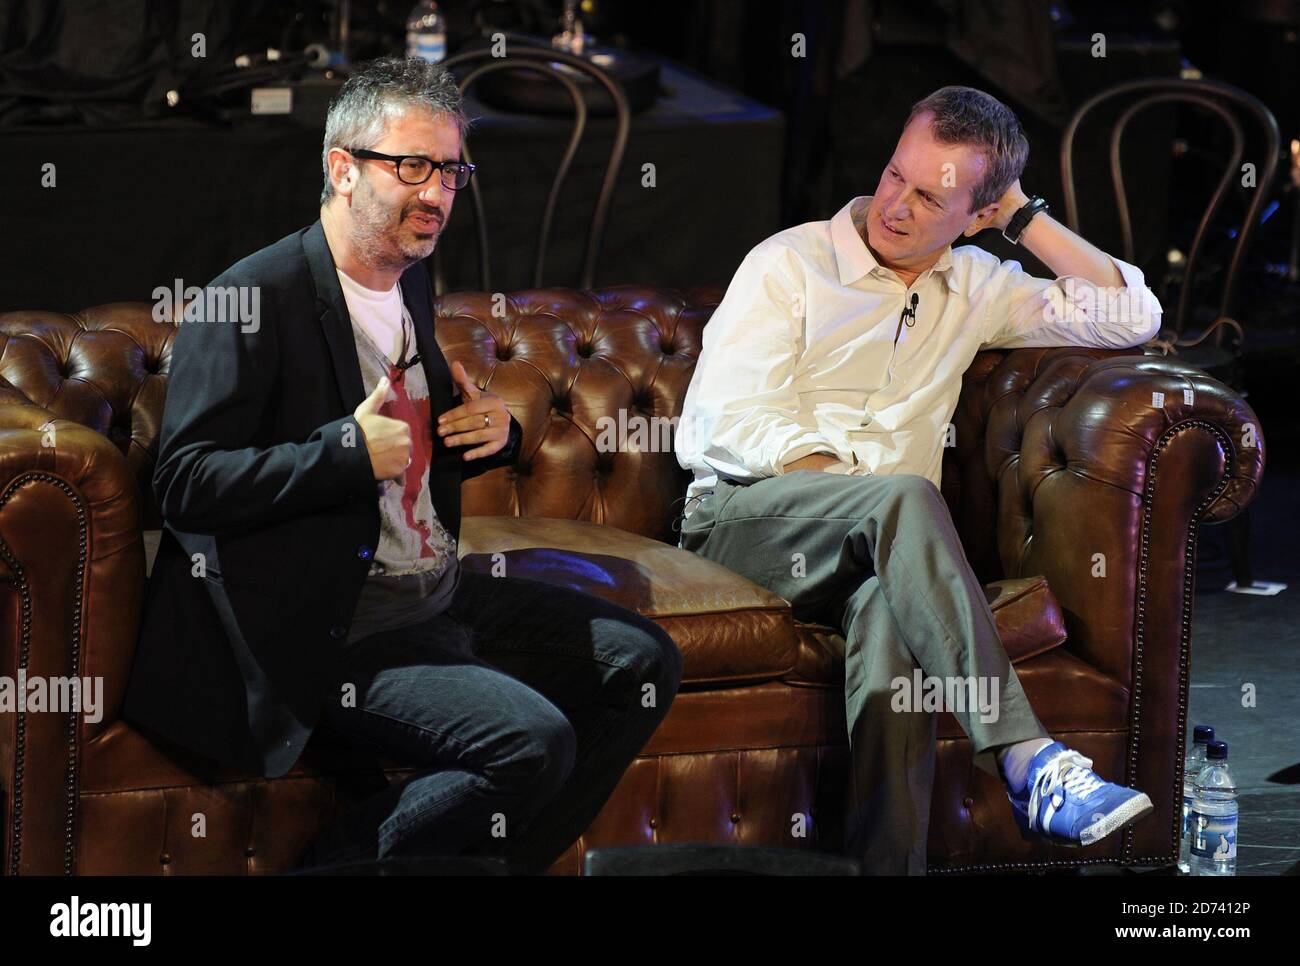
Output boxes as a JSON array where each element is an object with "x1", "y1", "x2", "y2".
[
  {"x1": 333, "y1": 267, "x2": 460, "y2": 643},
  {"x1": 336, "y1": 268, "x2": 407, "y2": 364}
]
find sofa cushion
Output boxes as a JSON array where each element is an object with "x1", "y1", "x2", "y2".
[
  {"x1": 457, "y1": 516, "x2": 798, "y2": 687},
  {"x1": 786, "y1": 575, "x2": 1069, "y2": 686},
  {"x1": 982, "y1": 576, "x2": 1069, "y2": 662}
]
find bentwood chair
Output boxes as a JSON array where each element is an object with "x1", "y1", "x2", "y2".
[
  {"x1": 432, "y1": 44, "x2": 631, "y2": 294},
  {"x1": 1060, "y1": 76, "x2": 1281, "y2": 591}
]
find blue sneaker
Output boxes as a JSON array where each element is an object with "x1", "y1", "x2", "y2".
[{"x1": 1006, "y1": 741, "x2": 1154, "y2": 847}]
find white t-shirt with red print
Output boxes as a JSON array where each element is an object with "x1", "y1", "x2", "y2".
[{"x1": 336, "y1": 267, "x2": 460, "y2": 644}]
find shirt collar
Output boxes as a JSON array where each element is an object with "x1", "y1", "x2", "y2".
[{"x1": 831, "y1": 195, "x2": 957, "y2": 290}]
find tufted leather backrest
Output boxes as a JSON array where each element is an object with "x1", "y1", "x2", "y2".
[
  {"x1": 429, "y1": 285, "x2": 1107, "y2": 582},
  {"x1": 434, "y1": 287, "x2": 719, "y2": 545},
  {"x1": 0, "y1": 304, "x2": 172, "y2": 528},
  {"x1": 0, "y1": 287, "x2": 1152, "y2": 583}
]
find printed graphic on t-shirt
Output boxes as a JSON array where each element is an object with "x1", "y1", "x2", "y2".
[
  {"x1": 377, "y1": 362, "x2": 441, "y2": 562},
  {"x1": 346, "y1": 299, "x2": 457, "y2": 579}
]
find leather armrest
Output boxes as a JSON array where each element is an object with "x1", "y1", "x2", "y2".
[
  {"x1": 985, "y1": 353, "x2": 1262, "y2": 685},
  {"x1": 0, "y1": 399, "x2": 144, "y2": 873}
]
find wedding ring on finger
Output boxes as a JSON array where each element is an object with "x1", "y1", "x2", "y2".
[{"x1": 483, "y1": 413, "x2": 490, "y2": 428}]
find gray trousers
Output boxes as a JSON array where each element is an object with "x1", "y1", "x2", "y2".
[{"x1": 678, "y1": 470, "x2": 1049, "y2": 874}]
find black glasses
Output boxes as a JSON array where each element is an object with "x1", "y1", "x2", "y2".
[{"x1": 348, "y1": 148, "x2": 476, "y2": 190}]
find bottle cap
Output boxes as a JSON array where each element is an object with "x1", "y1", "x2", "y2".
[
  {"x1": 1193, "y1": 724, "x2": 1215, "y2": 743},
  {"x1": 1205, "y1": 739, "x2": 1228, "y2": 760}
]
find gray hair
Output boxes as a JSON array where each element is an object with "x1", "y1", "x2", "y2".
[
  {"x1": 906, "y1": 86, "x2": 1029, "y2": 212},
  {"x1": 320, "y1": 56, "x2": 470, "y2": 205}
]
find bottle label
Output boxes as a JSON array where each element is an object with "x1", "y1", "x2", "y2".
[
  {"x1": 406, "y1": 32, "x2": 447, "y2": 63},
  {"x1": 1181, "y1": 794, "x2": 1191, "y2": 837},
  {"x1": 1189, "y1": 809, "x2": 1236, "y2": 859}
]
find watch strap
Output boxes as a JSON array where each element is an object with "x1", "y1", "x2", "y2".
[{"x1": 1004, "y1": 196, "x2": 1050, "y2": 245}]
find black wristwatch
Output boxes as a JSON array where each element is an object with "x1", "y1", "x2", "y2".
[{"x1": 1003, "y1": 196, "x2": 1050, "y2": 245}]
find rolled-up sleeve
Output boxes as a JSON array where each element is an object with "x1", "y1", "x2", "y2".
[
  {"x1": 676, "y1": 247, "x2": 837, "y2": 482},
  {"x1": 981, "y1": 253, "x2": 1163, "y2": 350}
]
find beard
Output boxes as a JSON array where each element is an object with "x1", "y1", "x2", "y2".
[{"x1": 349, "y1": 173, "x2": 444, "y2": 274}]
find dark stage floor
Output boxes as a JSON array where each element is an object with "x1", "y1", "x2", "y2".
[{"x1": 1184, "y1": 464, "x2": 1300, "y2": 875}]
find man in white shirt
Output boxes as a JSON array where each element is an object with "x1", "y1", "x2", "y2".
[{"x1": 676, "y1": 86, "x2": 1160, "y2": 874}]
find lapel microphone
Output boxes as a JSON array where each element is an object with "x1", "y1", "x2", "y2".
[
  {"x1": 394, "y1": 308, "x2": 421, "y2": 372},
  {"x1": 902, "y1": 292, "x2": 920, "y2": 326},
  {"x1": 894, "y1": 292, "x2": 921, "y2": 344}
]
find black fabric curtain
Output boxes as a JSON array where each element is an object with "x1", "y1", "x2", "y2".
[{"x1": 0, "y1": 0, "x2": 266, "y2": 125}]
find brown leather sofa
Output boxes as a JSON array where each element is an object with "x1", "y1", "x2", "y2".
[{"x1": 0, "y1": 285, "x2": 1263, "y2": 875}]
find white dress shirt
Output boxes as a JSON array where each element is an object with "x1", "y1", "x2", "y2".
[{"x1": 676, "y1": 195, "x2": 1163, "y2": 515}]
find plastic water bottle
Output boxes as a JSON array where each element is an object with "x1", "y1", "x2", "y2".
[
  {"x1": 406, "y1": 0, "x2": 447, "y2": 63},
  {"x1": 1189, "y1": 740, "x2": 1237, "y2": 876},
  {"x1": 1178, "y1": 724, "x2": 1214, "y2": 873}
]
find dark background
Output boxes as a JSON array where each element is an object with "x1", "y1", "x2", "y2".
[
  {"x1": 3, "y1": 0, "x2": 1298, "y2": 467},
  {"x1": 2, "y1": 1, "x2": 1295, "y2": 873}
]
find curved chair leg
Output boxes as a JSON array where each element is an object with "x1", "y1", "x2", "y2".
[
  {"x1": 1225, "y1": 509, "x2": 1253, "y2": 588},
  {"x1": 1223, "y1": 508, "x2": 1288, "y2": 596}
]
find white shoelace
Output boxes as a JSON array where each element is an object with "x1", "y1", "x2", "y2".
[{"x1": 1026, "y1": 750, "x2": 1104, "y2": 831}]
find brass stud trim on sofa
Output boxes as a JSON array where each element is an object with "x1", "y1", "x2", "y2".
[
  {"x1": 929, "y1": 415, "x2": 1236, "y2": 875},
  {"x1": 1126, "y1": 416, "x2": 1233, "y2": 867},
  {"x1": 1, "y1": 471, "x2": 89, "y2": 876}
]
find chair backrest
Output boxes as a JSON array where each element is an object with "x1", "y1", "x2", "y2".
[
  {"x1": 434, "y1": 45, "x2": 631, "y2": 294},
  {"x1": 1059, "y1": 77, "x2": 1280, "y2": 342}
]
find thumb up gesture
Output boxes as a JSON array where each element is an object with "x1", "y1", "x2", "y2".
[{"x1": 353, "y1": 376, "x2": 412, "y2": 480}]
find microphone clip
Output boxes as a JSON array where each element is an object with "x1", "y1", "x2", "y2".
[{"x1": 901, "y1": 292, "x2": 920, "y2": 327}]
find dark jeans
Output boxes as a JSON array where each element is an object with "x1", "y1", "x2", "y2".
[{"x1": 298, "y1": 570, "x2": 683, "y2": 874}]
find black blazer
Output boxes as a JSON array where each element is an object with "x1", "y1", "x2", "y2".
[{"x1": 123, "y1": 220, "x2": 522, "y2": 778}]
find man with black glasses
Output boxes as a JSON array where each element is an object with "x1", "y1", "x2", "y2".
[{"x1": 125, "y1": 57, "x2": 681, "y2": 874}]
